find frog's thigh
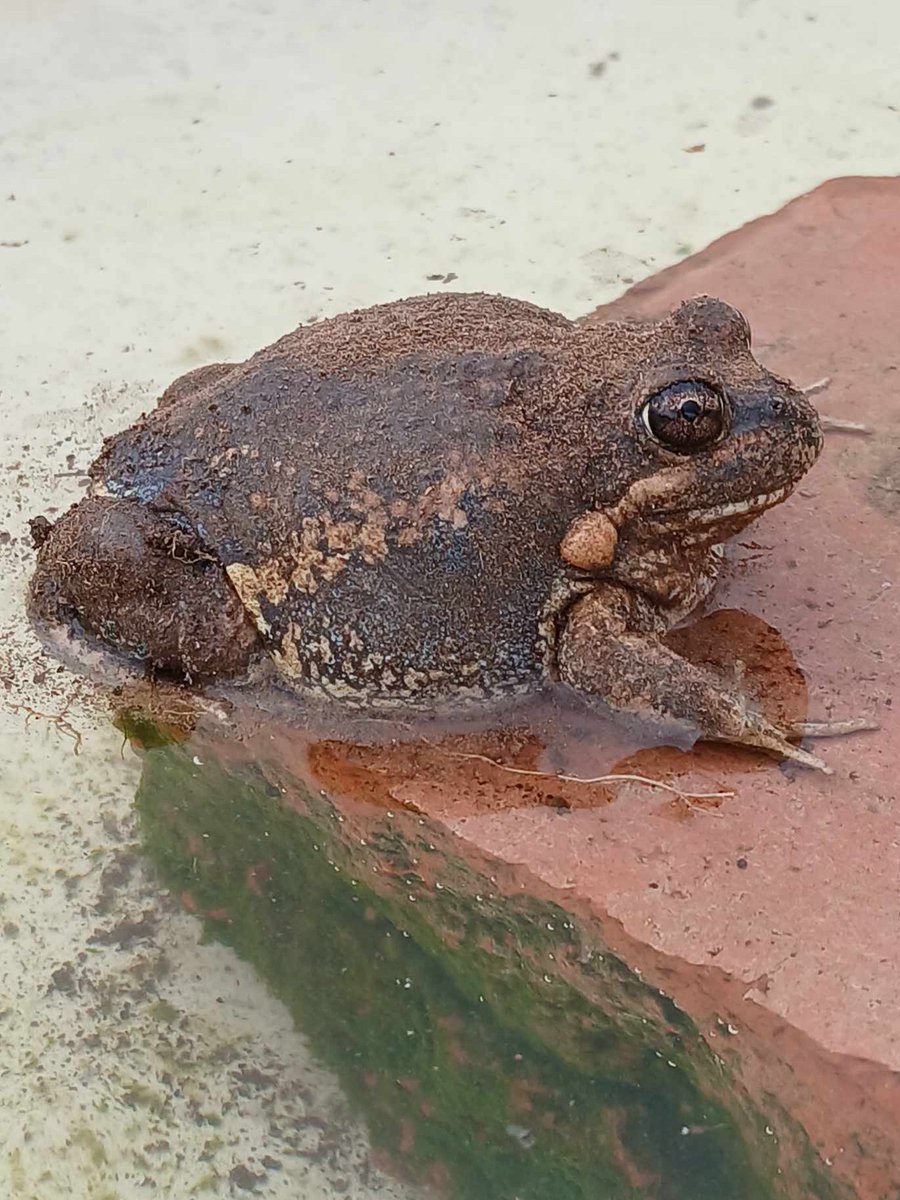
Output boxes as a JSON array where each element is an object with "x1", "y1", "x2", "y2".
[
  {"x1": 555, "y1": 586, "x2": 826, "y2": 768},
  {"x1": 30, "y1": 496, "x2": 259, "y2": 679}
]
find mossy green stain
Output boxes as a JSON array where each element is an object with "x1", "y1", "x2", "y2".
[{"x1": 135, "y1": 741, "x2": 847, "y2": 1200}]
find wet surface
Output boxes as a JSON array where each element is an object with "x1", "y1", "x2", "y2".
[
  {"x1": 117, "y1": 687, "x2": 898, "y2": 1199},
  {"x1": 125, "y1": 707, "x2": 859, "y2": 1199}
]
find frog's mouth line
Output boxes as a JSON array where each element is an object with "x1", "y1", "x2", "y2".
[
  {"x1": 688, "y1": 481, "x2": 795, "y2": 525},
  {"x1": 634, "y1": 481, "x2": 796, "y2": 533}
]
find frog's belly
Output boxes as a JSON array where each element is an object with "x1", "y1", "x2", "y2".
[
  {"x1": 274, "y1": 592, "x2": 546, "y2": 709},
  {"x1": 227, "y1": 552, "x2": 553, "y2": 709}
]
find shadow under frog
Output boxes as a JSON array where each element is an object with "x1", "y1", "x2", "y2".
[
  {"x1": 123, "y1": 704, "x2": 869, "y2": 1200},
  {"x1": 31, "y1": 291, "x2": 857, "y2": 769}
]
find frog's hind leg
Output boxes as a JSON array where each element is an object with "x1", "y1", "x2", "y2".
[{"x1": 29, "y1": 496, "x2": 260, "y2": 681}]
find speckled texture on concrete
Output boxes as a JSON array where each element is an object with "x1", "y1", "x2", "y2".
[{"x1": 4, "y1": 1, "x2": 900, "y2": 1195}]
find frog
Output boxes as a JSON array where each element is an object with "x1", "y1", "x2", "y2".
[{"x1": 28, "y1": 291, "x2": 844, "y2": 769}]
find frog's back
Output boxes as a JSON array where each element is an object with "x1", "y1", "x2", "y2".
[
  {"x1": 266, "y1": 290, "x2": 575, "y2": 374},
  {"x1": 93, "y1": 293, "x2": 586, "y2": 706}
]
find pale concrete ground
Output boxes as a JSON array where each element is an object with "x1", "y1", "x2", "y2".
[{"x1": 1, "y1": 0, "x2": 899, "y2": 1195}]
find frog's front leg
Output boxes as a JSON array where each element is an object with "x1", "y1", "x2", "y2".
[{"x1": 556, "y1": 584, "x2": 830, "y2": 771}]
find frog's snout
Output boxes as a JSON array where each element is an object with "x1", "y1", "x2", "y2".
[
  {"x1": 789, "y1": 390, "x2": 825, "y2": 468},
  {"x1": 741, "y1": 385, "x2": 824, "y2": 477}
]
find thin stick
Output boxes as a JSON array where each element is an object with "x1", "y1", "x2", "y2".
[
  {"x1": 441, "y1": 749, "x2": 733, "y2": 801},
  {"x1": 802, "y1": 376, "x2": 832, "y2": 396},
  {"x1": 13, "y1": 703, "x2": 83, "y2": 754},
  {"x1": 791, "y1": 718, "x2": 878, "y2": 737},
  {"x1": 802, "y1": 378, "x2": 871, "y2": 433},
  {"x1": 820, "y1": 416, "x2": 871, "y2": 435}
]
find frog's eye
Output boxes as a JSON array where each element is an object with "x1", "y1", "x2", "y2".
[{"x1": 640, "y1": 381, "x2": 725, "y2": 452}]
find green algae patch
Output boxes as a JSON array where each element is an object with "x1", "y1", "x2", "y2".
[
  {"x1": 114, "y1": 708, "x2": 188, "y2": 750},
  {"x1": 134, "y1": 738, "x2": 847, "y2": 1200}
]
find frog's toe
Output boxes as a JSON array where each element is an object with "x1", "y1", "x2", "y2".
[{"x1": 731, "y1": 711, "x2": 832, "y2": 773}]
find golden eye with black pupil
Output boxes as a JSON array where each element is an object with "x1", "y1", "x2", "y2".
[{"x1": 640, "y1": 381, "x2": 725, "y2": 453}]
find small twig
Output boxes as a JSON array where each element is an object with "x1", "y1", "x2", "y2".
[
  {"x1": 802, "y1": 377, "x2": 871, "y2": 433},
  {"x1": 802, "y1": 376, "x2": 831, "y2": 396},
  {"x1": 441, "y1": 749, "x2": 733, "y2": 802},
  {"x1": 820, "y1": 416, "x2": 871, "y2": 435},
  {"x1": 12, "y1": 703, "x2": 83, "y2": 754},
  {"x1": 791, "y1": 717, "x2": 879, "y2": 737}
]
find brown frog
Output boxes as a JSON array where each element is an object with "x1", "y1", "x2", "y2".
[{"x1": 30, "y1": 292, "x2": 838, "y2": 768}]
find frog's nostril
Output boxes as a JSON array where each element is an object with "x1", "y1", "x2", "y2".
[{"x1": 770, "y1": 397, "x2": 786, "y2": 416}]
